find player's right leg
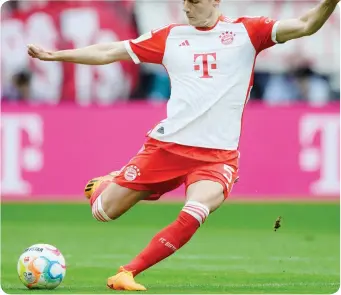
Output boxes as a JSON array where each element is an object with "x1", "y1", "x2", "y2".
[
  {"x1": 84, "y1": 141, "x2": 162, "y2": 221},
  {"x1": 84, "y1": 174, "x2": 150, "y2": 291},
  {"x1": 84, "y1": 139, "x2": 190, "y2": 291}
]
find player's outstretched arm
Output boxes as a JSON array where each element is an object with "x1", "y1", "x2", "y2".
[
  {"x1": 276, "y1": 0, "x2": 339, "y2": 43},
  {"x1": 27, "y1": 41, "x2": 131, "y2": 65}
]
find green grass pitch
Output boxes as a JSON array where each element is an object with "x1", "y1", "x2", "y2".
[{"x1": 1, "y1": 201, "x2": 340, "y2": 294}]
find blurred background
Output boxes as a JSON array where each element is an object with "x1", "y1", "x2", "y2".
[
  {"x1": 1, "y1": 0, "x2": 340, "y2": 105},
  {"x1": 1, "y1": 0, "x2": 340, "y2": 200}
]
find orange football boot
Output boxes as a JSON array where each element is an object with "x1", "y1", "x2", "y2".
[
  {"x1": 107, "y1": 267, "x2": 146, "y2": 291},
  {"x1": 84, "y1": 171, "x2": 119, "y2": 200}
]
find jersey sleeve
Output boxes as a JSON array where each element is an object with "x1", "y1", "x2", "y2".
[
  {"x1": 124, "y1": 25, "x2": 171, "y2": 64},
  {"x1": 241, "y1": 16, "x2": 280, "y2": 54}
]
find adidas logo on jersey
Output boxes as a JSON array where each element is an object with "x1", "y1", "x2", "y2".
[
  {"x1": 157, "y1": 126, "x2": 165, "y2": 134},
  {"x1": 179, "y1": 40, "x2": 190, "y2": 47}
]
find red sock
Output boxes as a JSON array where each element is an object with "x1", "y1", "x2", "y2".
[{"x1": 123, "y1": 201, "x2": 210, "y2": 276}]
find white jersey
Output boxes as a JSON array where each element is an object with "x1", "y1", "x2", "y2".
[{"x1": 125, "y1": 15, "x2": 279, "y2": 150}]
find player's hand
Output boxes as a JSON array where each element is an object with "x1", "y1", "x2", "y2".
[{"x1": 27, "y1": 44, "x2": 55, "y2": 61}]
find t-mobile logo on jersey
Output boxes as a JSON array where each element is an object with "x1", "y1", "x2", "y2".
[{"x1": 194, "y1": 53, "x2": 217, "y2": 78}]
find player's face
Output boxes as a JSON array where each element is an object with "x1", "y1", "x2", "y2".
[{"x1": 183, "y1": 0, "x2": 220, "y2": 27}]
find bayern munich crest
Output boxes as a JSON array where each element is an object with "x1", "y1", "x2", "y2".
[
  {"x1": 124, "y1": 165, "x2": 141, "y2": 181},
  {"x1": 219, "y1": 31, "x2": 236, "y2": 45}
]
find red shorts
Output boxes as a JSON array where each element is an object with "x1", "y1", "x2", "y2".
[{"x1": 114, "y1": 138, "x2": 239, "y2": 200}]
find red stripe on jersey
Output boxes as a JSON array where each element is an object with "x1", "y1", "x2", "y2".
[
  {"x1": 233, "y1": 16, "x2": 277, "y2": 53},
  {"x1": 219, "y1": 15, "x2": 233, "y2": 23},
  {"x1": 129, "y1": 24, "x2": 187, "y2": 64}
]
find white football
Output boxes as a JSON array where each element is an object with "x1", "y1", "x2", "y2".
[{"x1": 17, "y1": 244, "x2": 66, "y2": 289}]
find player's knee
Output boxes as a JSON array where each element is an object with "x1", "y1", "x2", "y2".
[{"x1": 186, "y1": 180, "x2": 225, "y2": 212}]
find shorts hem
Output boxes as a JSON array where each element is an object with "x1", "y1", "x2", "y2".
[
  {"x1": 113, "y1": 178, "x2": 152, "y2": 193},
  {"x1": 185, "y1": 179, "x2": 228, "y2": 199}
]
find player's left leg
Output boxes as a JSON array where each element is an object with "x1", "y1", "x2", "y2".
[{"x1": 113, "y1": 163, "x2": 238, "y2": 290}]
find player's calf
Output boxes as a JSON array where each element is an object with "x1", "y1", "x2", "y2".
[
  {"x1": 99, "y1": 183, "x2": 150, "y2": 220},
  {"x1": 84, "y1": 172, "x2": 150, "y2": 222},
  {"x1": 121, "y1": 199, "x2": 210, "y2": 276}
]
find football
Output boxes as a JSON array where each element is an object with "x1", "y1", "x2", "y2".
[{"x1": 17, "y1": 244, "x2": 66, "y2": 289}]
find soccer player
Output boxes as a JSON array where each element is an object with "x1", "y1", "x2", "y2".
[{"x1": 28, "y1": 0, "x2": 339, "y2": 291}]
